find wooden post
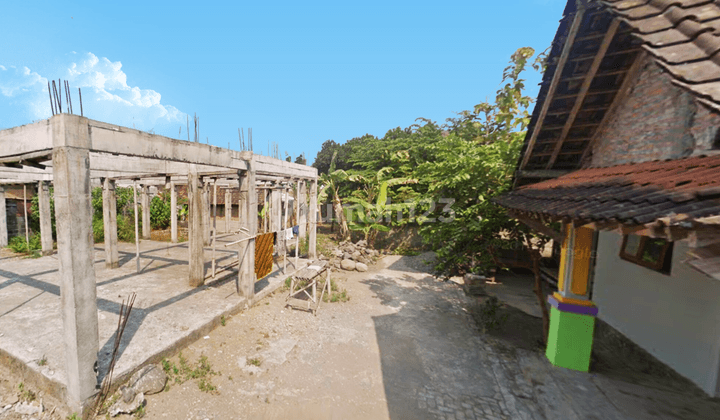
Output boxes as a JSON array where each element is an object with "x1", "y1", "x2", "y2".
[
  {"x1": 132, "y1": 181, "x2": 140, "y2": 273},
  {"x1": 101, "y1": 178, "x2": 119, "y2": 267},
  {"x1": 170, "y1": 181, "x2": 178, "y2": 243},
  {"x1": 225, "y1": 189, "x2": 232, "y2": 233},
  {"x1": 309, "y1": 179, "x2": 317, "y2": 259},
  {"x1": 295, "y1": 179, "x2": 300, "y2": 268},
  {"x1": 23, "y1": 184, "x2": 28, "y2": 244}
]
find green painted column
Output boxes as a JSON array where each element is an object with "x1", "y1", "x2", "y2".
[{"x1": 546, "y1": 295, "x2": 598, "y2": 372}]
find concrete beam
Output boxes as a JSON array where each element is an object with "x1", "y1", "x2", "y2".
[
  {"x1": 0, "y1": 119, "x2": 52, "y2": 158},
  {"x1": 188, "y1": 167, "x2": 204, "y2": 287},
  {"x1": 0, "y1": 186, "x2": 7, "y2": 247},
  {"x1": 51, "y1": 116, "x2": 99, "y2": 414},
  {"x1": 38, "y1": 181, "x2": 54, "y2": 256},
  {"x1": 102, "y1": 179, "x2": 119, "y2": 268}
]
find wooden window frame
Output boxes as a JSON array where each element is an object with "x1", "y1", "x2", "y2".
[{"x1": 619, "y1": 234, "x2": 673, "y2": 274}]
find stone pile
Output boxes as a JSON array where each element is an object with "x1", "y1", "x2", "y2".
[{"x1": 325, "y1": 239, "x2": 381, "y2": 272}]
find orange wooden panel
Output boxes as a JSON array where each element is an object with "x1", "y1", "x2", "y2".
[
  {"x1": 558, "y1": 224, "x2": 571, "y2": 292},
  {"x1": 255, "y1": 232, "x2": 274, "y2": 280}
]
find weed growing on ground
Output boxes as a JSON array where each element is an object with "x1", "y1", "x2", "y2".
[
  {"x1": 322, "y1": 278, "x2": 350, "y2": 303},
  {"x1": 133, "y1": 403, "x2": 146, "y2": 418},
  {"x1": 161, "y1": 353, "x2": 220, "y2": 393},
  {"x1": 248, "y1": 358, "x2": 262, "y2": 367},
  {"x1": 17, "y1": 382, "x2": 36, "y2": 402},
  {"x1": 66, "y1": 414, "x2": 80, "y2": 420},
  {"x1": 97, "y1": 392, "x2": 120, "y2": 416},
  {"x1": 474, "y1": 296, "x2": 508, "y2": 333},
  {"x1": 220, "y1": 315, "x2": 226, "y2": 326},
  {"x1": 37, "y1": 355, "x2": 47, "y2": 366},
  {"x1": 392, "y1": 247, "x2": 421, "y2": 256}
]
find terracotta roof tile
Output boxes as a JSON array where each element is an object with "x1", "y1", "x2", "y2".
[{"x1": 495, "y1": 154, "x2": 720, "y2": 224}]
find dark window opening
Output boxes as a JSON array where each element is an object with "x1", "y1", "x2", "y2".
[{"x1": 619, "y1": 234, "x2": 673, "y2": 274}]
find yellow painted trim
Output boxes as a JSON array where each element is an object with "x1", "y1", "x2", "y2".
[
  {"x1": 557, "y1": 224, "x2": 571, "y2": 292},
  {"x1": 570, "y1": 227, "x2": 594, "y2": 296},
  {"x1": 553, "y1": 292, "x2": 595, "y2": 307}
]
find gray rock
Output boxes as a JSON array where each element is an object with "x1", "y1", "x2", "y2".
[
  {"x1": 351, "y1": 250, "x2": 362, "y2": 260},
  {"x1": 343, "y1": 252, "x2": 352, "y2": 260},
  {"x1": 14, "y1": 401, "x2": 43, "y2": 415},
  {"x1": 120, "y1": 385, "x2": 136, "y2": 403},
  {"x1": 356, "y1": 240, "x2": 367, "y2": 248},
  {"x1": 340, "y1": 259, "x2": 357, "y2": 271},
  {"x1": 109, "y1": 392, "x2": 145, "y2": 417},
  {"x1": 356, "y1": 262, "x2": 368, "y2": 272},
  {"x1": 332, "y1": 249, "x2": 344, "y2": 258},
  {"x1": 128, "y1": 364, "x2": 167, "y2": 395}
]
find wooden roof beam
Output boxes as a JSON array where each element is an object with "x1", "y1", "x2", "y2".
[
  {"x1": 580, "y1": 51, "x2": 647, "y2": 164},
  {"x1": 518, "y1": 4, "x2": 587, "y2": 173},
  {"x1": 546, "y1": 19, "x2": 620, "y2": 170}
]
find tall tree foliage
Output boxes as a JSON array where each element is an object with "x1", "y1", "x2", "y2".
[{"x1": 313, "y1": 47, "x2": 547, "y2": 276}]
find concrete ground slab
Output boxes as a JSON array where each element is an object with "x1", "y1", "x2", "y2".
[{"x1": 0, "y1": 235, "x2": 306, "y2": 407}]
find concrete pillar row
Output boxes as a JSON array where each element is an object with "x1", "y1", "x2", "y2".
[
  {"x1": 309, "y1": 179, "x2": 317, "y2": 259},
  {"x1": 0, "y1": 186, "x2": 7, "y2": 248},
  {"x1": 170, "y1": 182, "x2": 178, "y2": 243},
  {"x1": 141, "y1": 185, "x2": 150, "y2": 240},
  {"x1": 51, "y1": 114, "x2": 99, "y2": 414},
  {"x1": 38, "y1": 181, "x2": 54, "y2": 256},
  {"x1": 102, "y1": 178, "x2": 119, "y2": 268},
  {"x1": 188, "y1": 168, "x2": 204, "y2": 287}
]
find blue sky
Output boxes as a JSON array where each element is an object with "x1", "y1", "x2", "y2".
[{"x1": 0, "y1": 0, "x2": 566, "y2": 165}]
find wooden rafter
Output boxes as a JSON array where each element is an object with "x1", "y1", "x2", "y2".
[
  {"x1": 509, "y1": 210, "x2": 564, "y2": 243},
  {"x1": 546, "y1": 19, "x2": 620, "y2": 169},
  {"x1": 580, "y1": 51, "x2": 647, "y2": 164},
  {"x1": 518, "y1": 4, "x2": 587, "y2": 172}
]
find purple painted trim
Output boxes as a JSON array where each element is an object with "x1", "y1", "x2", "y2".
[{"x1": 548, "y1": 295, "x2": 599, "y2": 317}]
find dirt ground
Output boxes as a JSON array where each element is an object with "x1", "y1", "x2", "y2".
[{"x1": 4, "y1": 245, "x2": 720, "y2": 420}]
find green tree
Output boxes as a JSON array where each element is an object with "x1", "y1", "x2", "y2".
[{"x1": 294, "y1": 153, "x2": 307, "y2": 165}]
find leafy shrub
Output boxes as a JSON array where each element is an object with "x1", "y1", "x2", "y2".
[
  {"x1": 93, "y1": 218, "x2": 104, "y2": 243},
  {"x1": 150, "y1": 194, "x2": 171, "y2": 230},
  {"x1": 8, "y1": 234, "x2": 42, "y2": 253}
]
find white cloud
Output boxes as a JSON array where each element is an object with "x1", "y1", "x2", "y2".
[{"x1": 0, "y1": 52, "x2": 186, "y2": 135}]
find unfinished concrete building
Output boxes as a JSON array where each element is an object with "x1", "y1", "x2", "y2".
[{"x1": 0, "y1": 114, "x2": 318, "y2": 414}]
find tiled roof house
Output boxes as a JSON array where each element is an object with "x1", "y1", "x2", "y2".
[{"x1": 495, "y1": 0, "x2": 720, "y2": 396}]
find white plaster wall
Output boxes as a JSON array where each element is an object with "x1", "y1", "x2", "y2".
[{"x1": 592, "y1": 231, "x2": 720, "y2": 396}]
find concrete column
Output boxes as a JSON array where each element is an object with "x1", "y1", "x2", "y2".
[
  {"x1": 202, "y1": 181, "x2": 210, "y2": 246},
  {"x1": 188, "y1": 168, "x2": 204, "y2": 287},
  {"x1": 238, "y1": 152, "x2": 257, "y2": 300},
  {"x1": 262, "y1": 189, "x2": 268, "y2": 233},
  {"x1": 299, "y1": 180, "x2": 307, "y2": 240},
  {"x1": 102, "y1": 179, "x2": 119, "y2": 268},
  {"x1": 225, "y1": 190, "x2": 232, "y2": 233},
  {"x1": 141, "y1": 185, "x2": 150, "y2": 239},
  {"x1": 51, "y1": 114, "x2": 99, "y2": 413},
  {"x1": 38, "y1": 181, "x2": 54, "y2": 256},
  {"x1": 309, "y1": 179, "x2": 317, "y2": 259},
  {"x1": 0, "y1": 186, "x2": 7, "y2": 248},
  {"x1": 170, "y1": 182, "x2": 178, "y2": 243}
]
